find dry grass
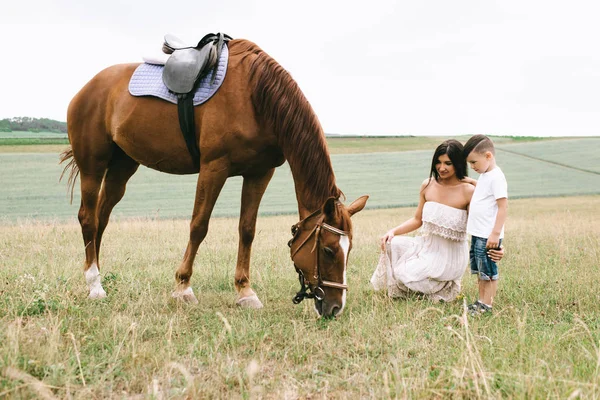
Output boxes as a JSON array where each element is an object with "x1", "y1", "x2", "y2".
[{"x1": 1, "y1": 195, "x2": 599, "y2": 398}]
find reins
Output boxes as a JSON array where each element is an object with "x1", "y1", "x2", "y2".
[{"x1": 288, "y1": 208, "x2": 349, "y2": 304}]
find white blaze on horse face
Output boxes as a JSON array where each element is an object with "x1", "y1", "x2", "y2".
[
  {"x1": 312, "y1": 234, "x2": 351, "y2": 317},
  {"x1": 86, "y1": 263, "x2": 107, "y2": 299},
  {"x1": 338, "y1": 235, "x2": 350, "y2": 315}
]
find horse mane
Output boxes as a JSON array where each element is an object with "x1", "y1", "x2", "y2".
[{"x1": 230, "y1": 40, "x2": 342, "y2": 207}]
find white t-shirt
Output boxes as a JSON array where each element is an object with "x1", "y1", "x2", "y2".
[{"x1": 467, "y1": 166, "x2": 508, "y2": 239}]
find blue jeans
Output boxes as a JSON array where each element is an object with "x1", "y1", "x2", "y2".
[{"x1": 470, "y1": 235, "x2": 502, "y2": 281}]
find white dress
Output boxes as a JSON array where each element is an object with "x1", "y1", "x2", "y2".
[{"x1": 370, "y1": 201, "x2": 469, "y2": 302}]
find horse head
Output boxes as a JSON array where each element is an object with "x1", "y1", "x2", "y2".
[{"x1": 289, "y1": 195, "x2": 368, "y2": 318}]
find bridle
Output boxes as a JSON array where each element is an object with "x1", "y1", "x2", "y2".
[{"x1": 287, "y1": 207, "x2": 349, "y2": 304}]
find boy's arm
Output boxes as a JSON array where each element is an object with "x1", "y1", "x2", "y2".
[{"x1": 486, "y1": 197, "x2": 508, "y2": 249}]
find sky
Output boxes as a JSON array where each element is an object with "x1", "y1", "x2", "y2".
[{"x1": 1, "y1": 0, "x2": 599, "y2": 137}]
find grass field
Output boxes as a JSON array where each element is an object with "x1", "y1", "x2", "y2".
[
  {"x1": 0, "y1": 131, "x2": 69, "y2": 152},
  {"x1": 1, "y1": 137, "x2": 599, "y2": 222},
  {"x1": 324, "y1": 135, "x2": 550, "y2": 154},
  {"x1": 497, "y1": 138, "x2": 600, "y2": 174},
  {"x1": 2, "y1": 136, "x2": 599, "y2": 397},
  {"x1": 1, "y1": 195, "x2": 599, "y2": 398},
  {"x1": 0, "y1": 131, "x2": 68, "y2": 139},
  {"x1": 0, "y1": 134, "x2": 542, "y2": 153},
  {"x1": 0, "y1": 131, "x2": 69, "y2": 148}
]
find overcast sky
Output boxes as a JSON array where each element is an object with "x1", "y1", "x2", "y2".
[{"x1": 1, "y1": 0, "x2": 599, "y2": 136}]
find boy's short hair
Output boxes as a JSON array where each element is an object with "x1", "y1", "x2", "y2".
[{"x1": 464, "y1": 134, "x2": 495, "y2": 156}]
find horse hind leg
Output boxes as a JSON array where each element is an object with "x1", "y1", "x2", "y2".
[
  {"x1": 77, "y1": 146, "x2": 138, "y2": 300},
  {"x1": 172, "y1": 158, "x2": 230, "y2": 303},
  {"x1": 96, "y1": 148, "x2": 140, "y2": 258},
  {"x1": 234, "y1": 169, "x2": 275, "y2": 309},
  {"x1": 78, "y1": 169, "x2": 108, "y2": 299}
]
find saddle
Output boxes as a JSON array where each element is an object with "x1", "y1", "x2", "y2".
[{"x1": 161, "y1": 32, "x2": 232, "y2": 166}]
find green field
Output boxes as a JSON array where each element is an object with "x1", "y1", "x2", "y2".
[
  {"x1": 2, "y1": 136, "x2": 600, "y2": 398},
  {"x1": 0, "y1": 133, "x2": 541, "y2": 151},
  {"x1": 0, "y1": 131, "x2": 68, "y2": 139},
  {"x1": 0, "y1": 131, "x2": 69, "y2": 149},
  {"x1": 0, "y1": 196, "x2": 599, "y2": 398},
  {"x1": 497, "y1": 138, "x2": 600, "y2": 174},
  {"x1": 1, "y1": 137, "x2": 599, "y2": 222},
  {"x1": 324, "y1": 135, "x2": 547, "y2": 154}
]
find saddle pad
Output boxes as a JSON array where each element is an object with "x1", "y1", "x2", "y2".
[{"x1": 128, "y1": 44, "x2": 228, "y2": 106}]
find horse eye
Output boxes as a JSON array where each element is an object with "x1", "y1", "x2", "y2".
[{"x1": 323, "y1": 247, "x2": 335, "y2": 258}]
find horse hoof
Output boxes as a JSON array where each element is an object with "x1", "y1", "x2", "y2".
[
  {"x1": 172, "y1": 287, "x2": 199, "y2": 304},
  {"x1": 88, "y1": 288, "x2": 107, "y2": 299},
  {"x1": 236, "y1": 294, "x2": 263, "y2": 309}
]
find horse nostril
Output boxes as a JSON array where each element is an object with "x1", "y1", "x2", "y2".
[{"x1": 331, "y1": 306, "x2": 340, "y2": 317}]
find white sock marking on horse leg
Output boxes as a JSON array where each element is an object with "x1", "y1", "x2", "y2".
[
  {"x1": 172, "y1": 286, "x2": 194, "y2": 298},
  {"x1": 338, "y1": 235, "x2": 350, "y2": 315},
  {"x1": 86, "y1": 263, "x2": 106, "y2": 299},
  {"x1": 172, "y1": 286, "x2": 199, "y2": 303}
]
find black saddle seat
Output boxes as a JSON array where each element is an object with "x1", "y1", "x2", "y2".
[
  {"x1": 159, "y1": 32, "x2": 232, "y2": 167},
  {"x1": 162, "y1": 32, "x2": 232, "y2": 94}
]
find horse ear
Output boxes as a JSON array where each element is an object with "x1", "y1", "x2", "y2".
[
  {"x1": 322, "y1": 197, "x2": 338, "y2": 220},
  {"x1": 347, "y1": 195, "x2": 369, "y2": 216}
]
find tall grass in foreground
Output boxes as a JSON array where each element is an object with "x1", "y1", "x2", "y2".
[{"x1": 1, "y1": 196, "x2": 599, "y2": 398}]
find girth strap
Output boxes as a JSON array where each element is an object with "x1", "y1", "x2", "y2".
[
  {"x1": 176, "y1": 93, "x2": 200, "y2": 166},
  {"x1": 162, "y1": 32, "x2": 232, "y2": 168}
]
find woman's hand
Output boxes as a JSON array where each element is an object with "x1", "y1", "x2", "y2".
[
  {"x1": 380, "y1": 230, "x2": 395, "y2": 251},
  {"x1": 487, "y1": 247, "x2": 505, "y2": 262}
]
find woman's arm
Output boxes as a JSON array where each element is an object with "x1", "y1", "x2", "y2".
[
  {"x1": 380, "y1": 179, "x2": 429, "y2": 250},
  {"x1": 487, "y1": 247, "x2": 504, "y2": 262}
]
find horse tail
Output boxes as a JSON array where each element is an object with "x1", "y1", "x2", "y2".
[{"x1": 59, "y1": 147, "x2": 79, "y2": 204}]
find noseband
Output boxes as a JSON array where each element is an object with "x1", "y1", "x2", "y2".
[{"x1": 287, "y1": 208, "x2": 349, "y2": 304}]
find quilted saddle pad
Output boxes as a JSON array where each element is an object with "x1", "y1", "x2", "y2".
[{"x1": 128, "y1": 45, "x2": 228, "y2": 106}]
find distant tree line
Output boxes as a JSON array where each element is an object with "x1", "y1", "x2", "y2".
[{"x1": 0, "y1": 117, "x2": 67, "y2": 133}]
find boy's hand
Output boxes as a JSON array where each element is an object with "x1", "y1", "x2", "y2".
[{"x1": 486, "y1": 233, "x2": 500, "y2": 249}]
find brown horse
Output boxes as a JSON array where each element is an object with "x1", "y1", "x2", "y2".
[{"x1": 61, "y1": 38, "x2": 368, "y2": 318}]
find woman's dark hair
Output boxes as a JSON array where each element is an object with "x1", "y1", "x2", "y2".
[{"x1": 429, "y1": 139, "x2": 468, "y2": 182}]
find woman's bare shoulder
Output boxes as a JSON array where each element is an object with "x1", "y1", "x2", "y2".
[
  {"x1": 461, "y1": 181, "x2": 475, "y2": 198},
  {"x1": 460, "y1": 176, "x2": 478, "y2": 186},
  {"x1": 420, "y1": 178, "x2": 434, "y2": 191},
  {"x1": 421, "y1": 177, "x2": 433, "y2": 185},
  {"x1": 461, "y1": 181, "x2": 475, "y2": 190}
]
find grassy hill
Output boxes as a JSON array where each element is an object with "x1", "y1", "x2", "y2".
[
  {"x1": 0, "y1": 137, "x2": 598, "y2": 222},
  {"x1": 1, "y1": 135, "x2": 600, "y2": 397}
]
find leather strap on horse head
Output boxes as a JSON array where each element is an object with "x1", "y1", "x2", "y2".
[
  {"x1": 288, "y1": 207, "x2": 349, "y2": 304},
  {"x1": 162, "y1": 32, "x2": 232, "y2": 167}
]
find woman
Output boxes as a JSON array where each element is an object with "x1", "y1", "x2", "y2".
[{"x1": 370, "y1": 139, "x2": 503, "y2": 302}]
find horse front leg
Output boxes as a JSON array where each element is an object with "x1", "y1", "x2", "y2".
[
  {"x1": 235, "y1": 169, "x2": 275, "y2": 308},
  {"x1": 172, "y1": 159, "x2": 229, "y2": 303}
]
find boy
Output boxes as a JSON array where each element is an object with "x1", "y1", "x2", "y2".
[{"x1": 463, "y1": 135, "x2": 508, "y2": 315}]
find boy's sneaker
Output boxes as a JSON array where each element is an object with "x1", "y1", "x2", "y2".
[{"x1": 467, "y1": 300, "x2": 492, "y2": 316}]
